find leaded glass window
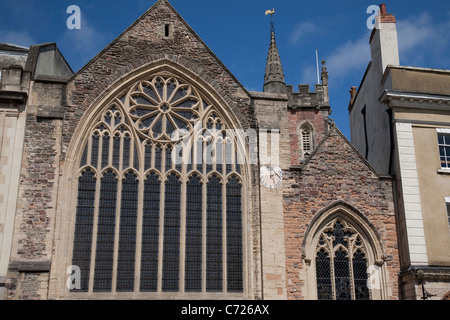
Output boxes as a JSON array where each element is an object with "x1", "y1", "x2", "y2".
[
  {"x1": 206, "y1": 174, "x2": 223, "y2": 292},
  {"x1": 226, "y1": 176, "x2": 243, "y2": 292},
  {"x1": 185, "y1": 174, "x2": 203, "y2": 292},
  {"x1": 117, "y1": 171, "x2": 139, "y2": 292},
  {"x1": 140, "y1": 172, "x2": 160, "y2": 292},
  {"x1": 72, "y1": 169, "x2": 96, "y2": 292},
  {"x1": 71, "y1": 74, "x2": 244, "y2": 296},
  {"x1": 315, "y1": 219, "x2": 370, "y2": 300}
]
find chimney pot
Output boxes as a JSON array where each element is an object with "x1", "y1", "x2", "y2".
[
  {"x1": 349, "y1": 86, "x2": 357, "y2": 100},
  {"x1": 380, "y1": 4, "x2": 387, "y2": 15}
]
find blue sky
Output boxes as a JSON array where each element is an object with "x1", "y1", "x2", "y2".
[{"x1": 1, "y1": 0, "x2": 449, "y2": 138}]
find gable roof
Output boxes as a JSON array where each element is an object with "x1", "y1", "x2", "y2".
[
  {"x1": 298, "y1": 124, "x2": 386, "y2": 179},
  {"x1": 0, "y1": 43, "x2": 29, "y2": 53},
  {"x1": 68, "y1": 0, "x2": 249, "y2": 96}
]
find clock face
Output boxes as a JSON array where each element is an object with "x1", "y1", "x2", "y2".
[{"x1": 260, "y1": 166, "x2": 282, "y2": 189}]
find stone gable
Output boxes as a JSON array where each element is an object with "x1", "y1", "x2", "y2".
[
  {"x1": 64, "y1": 0, "x2": 254, "y2": 155},
  {"x1": 283, "y1": 126, "x2": 399, "y2": 299}
]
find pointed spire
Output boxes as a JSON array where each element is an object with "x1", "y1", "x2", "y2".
[{"x1": 264, "y1": 23, "x2": 285, "y2": 94}]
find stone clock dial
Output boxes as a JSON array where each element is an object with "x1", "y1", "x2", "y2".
[{"x1": 260, "y1": 166, "x2": 282, "y2": 189}]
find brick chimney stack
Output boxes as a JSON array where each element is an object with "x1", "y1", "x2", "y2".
[
  {"x1": 379, "y1": 3, "x2": 396, "y2": 23},
  {"x1": 348, "y1": 86, "x2": 357, "y2": 110},
  {"x1": 369, "y1": 3, "x2": 400, "y2": 74}
]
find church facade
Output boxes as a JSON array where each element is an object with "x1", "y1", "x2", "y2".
[{"x1": 0, "y1": 0, "x2": 401, "y2": 300}]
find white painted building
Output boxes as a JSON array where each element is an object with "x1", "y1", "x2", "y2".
[{"x1": 349, "y1": 4, "x2": 450, "y2": 300}]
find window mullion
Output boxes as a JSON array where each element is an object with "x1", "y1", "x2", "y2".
[
  {"x1": 134, "y1": 172, "x2": 144, "y2": 293},
  {"x1": 157, "y1": 176, "x2": 165, "y2": 293},
  {"x1": 348, "y1": 242, "x2": 356, "y2": 300},
  {"x1": 111, "y1": 174, "x2": 123, "y2": 293},
  {"x1": 88, "y1": 173, "x2": 101, "y2": 294},
  {"x1": 222, "y1": 179, "x2": 227, "y2": 292},
  {"x1": 108, "y1": 132, "x2": 113, "y2": 167},
  {"x1": 202, "y1": 175, "x2": 207, "y2": 293},
  {"x1": 151, "y1": 143, "x2": 155, "y2": 171},
  {"x1": 119, "y1": 134, "x2": 124, "y2": 172},
  {"x1": 180, "y1": 177, "x2": 187, "y2": 293},
  {"x1": 98, "y1": 133, "x2": 104, "y2": 171},
  {"x1": 445, "y1": 145, "x2": 448, "y2": 168},
  {"x1": 329, "y1": 246, "x2": 336, "y2": 300}
]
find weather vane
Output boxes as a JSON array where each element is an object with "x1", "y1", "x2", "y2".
[
  {"x1": 265, "y1": 8, "x2": 275, "y2": 16},
  {"x1": 265, "y1": 8, "x2": 276, "y2": 37}
]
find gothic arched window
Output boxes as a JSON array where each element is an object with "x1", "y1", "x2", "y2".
[
  {"x1": 300, "y1": 123, "x2": 314, "y2": 157},
  {"x1": 71, "y1": 74, "x2": 245, "y2": 297},
  {"x1": 315, "y1": 219, "x2": 370, "y2": 300}
]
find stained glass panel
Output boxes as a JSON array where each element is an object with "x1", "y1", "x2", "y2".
[
  {"x1": 101, "y1": 134, "x2": 110, "y2": 169},
  {"x1": 316, "y1": 249, "x2": 332, "y2": 300},
  {"x1": 140, "y1": 173, "x2": 160, "y2": 292},
  {"x1": 71, "y1": 169, "x2": 96, "y2": 292},
  {"x1": 162, "y1": 174, "x2": 181, "y2": 292},
  {"x1": 206, "y1": 175, "x2": 222, "y2": 292},
  {"x1": 116, "y1": 172, "x2": 138, "y2": 292},
  {"x1": 185, "y1": 175, "x2": 203, "y2": 292},
  {"x1": 226, "y1": 176, "x2": 243, "y2": 292},
  {"x1": 93, "y1": 171, "x2": 117, "y2": 292},
  {"x1": 334, "y1": 248, "x2": 351, "y2": 300},
  {"x1": 353, "y1": 250, "x2": 370, "y2": 300},
  {"x1": 91, "y1": 133, "x2": 99, "y2": 168}
]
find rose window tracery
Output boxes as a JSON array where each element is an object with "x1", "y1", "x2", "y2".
[{"x1": 126, "y1": 76, "x2": 204, "y2": 141}]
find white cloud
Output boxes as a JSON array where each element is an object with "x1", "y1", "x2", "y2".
[
  {"x1": 322, "y1": 10, "x2": 450, "y2": 80},
  {"x1": 323, "y1": 33, "x2": 371, "y2": 79},
  {"x1": 58, "y1": 16, "x2": 113, "y2": 71},
  {"x1": 300, "y1": 65, "x2": 319, "y2": 85},
  {"x1": 397, "y1": 12, "x2": 450, "y2": 67},
  {"x1": 289, "y1": 21, "x2": 318, "y2": 46},
  {"x1": 0, "y1": 30, "x2": 35, "y2": 47}
]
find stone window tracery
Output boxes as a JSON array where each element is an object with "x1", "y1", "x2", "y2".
[
  {"x1": 71, "y1": 73, "x2": 244, "y2": 296},
  {"x1": 315, "y1": 218, "x2": 370, "y2": 300}
]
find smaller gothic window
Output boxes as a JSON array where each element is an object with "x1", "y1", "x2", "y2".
[
  {"x1": 300, "y1": 123, "x2": 313, "y2": 157},
  {"x1": 315, "y1": 218, "x2": 371, "y2": 300}
]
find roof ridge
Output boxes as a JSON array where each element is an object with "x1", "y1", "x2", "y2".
[{"x1": 67, "y1": 0, "x2": 166, "y2": 81}]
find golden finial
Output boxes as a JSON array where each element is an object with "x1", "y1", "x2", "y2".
[{"x1": 265, "y1": 8, "x2": 275, "y2": 16}]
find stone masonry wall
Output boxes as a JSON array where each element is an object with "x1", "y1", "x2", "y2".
[
  {"x1": 5, "y1": 106, "x2": 63, "y2": 299},
  {"x1": 4, "y1": 77, "x2": 66, "y2": 299},
  {"x1": 283, "y1": 127, "x2": 400, "y2": 300},
  {"x1": 288, "y1": 109, "x2": 329, "y2": 166}
]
